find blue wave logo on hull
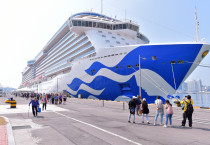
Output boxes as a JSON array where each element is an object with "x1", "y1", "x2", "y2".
[{"x1": 67, "y1": 44, "x2": 202, "y2": 103}]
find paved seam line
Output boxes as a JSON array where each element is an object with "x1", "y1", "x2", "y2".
[{"x1": 54, "y1": 111, "x2": 141, "y2": 145}]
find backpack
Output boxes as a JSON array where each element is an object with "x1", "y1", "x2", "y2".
[
  {"x1": 129, "y1": 99, "x2": 136, "y2": 108},
  {"x1": 156, "y1": 99, "x2": 163, "y2": 109},
  {"x1": 185, "y1": 101, "x2": 194, "y2": 114}
]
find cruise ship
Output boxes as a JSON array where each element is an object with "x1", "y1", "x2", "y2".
[{"x1": 20, "y1": 12, "x2": 210, "y2": 103}]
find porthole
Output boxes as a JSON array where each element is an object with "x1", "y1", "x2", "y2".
[
  {"x1": 202, "y1": 50, "x2": 209, "y2": 58},
  {"x1": 105, "y1": 40, "x2": 110, "y2": 43},
  {"x1": 112, "y1": 36, "x2": 116, "y2": 39},
  {"x1": 178, "y1": 60, "x2": 184, "y2": 64},
  {"x1": 121, "y1": 38, "x2": 125, "y2": 40},
  {"x1": 127, "y1": 65, "x2": 131, "y2": 68},
  {"x1": 170, "y1": 61, "x2": 176, "y2": 64},
  {"x1": 116, "y1": 66, "x2": 119, "y2": 69},
  {"x1": 98, "y1": 30, "x2": 102, "y2": 33},
  {"x1": 126, "y1": 43, "x2": 129, "y2": 45},
  {"x1": 116, "y1": 41, "x2": 120, "y2": 44},
  {"x1": 108, "y1": 32, "x2": 112, "y2": 34},
  {"x1": 135, "y1": 64, "x2": 139, "y2": 67},
  {"x1": 102, "y1": 35, "x2": 106, "y2": 37},
  {"x1": 152, "y1": 56, "x2": 157, "y2": 60}
]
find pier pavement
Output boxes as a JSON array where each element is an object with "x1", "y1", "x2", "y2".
[{"x1": 0, "y1": 96, "x2": 210, "y2": 145}]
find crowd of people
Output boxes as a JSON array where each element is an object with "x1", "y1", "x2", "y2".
[
  {"x1": 27, "y1": 93, "x2": 70, "y2": 117},
  {"x1": 128, "y1": 95, "x2": 194, "y2": 128}
]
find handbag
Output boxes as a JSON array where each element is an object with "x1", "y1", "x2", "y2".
[
  {"x1": 38, "y1": 107, "x2": 41, "y2": 113},
  {"x1": 138, "y1": 110, "x2": 143, "y2": 115}
]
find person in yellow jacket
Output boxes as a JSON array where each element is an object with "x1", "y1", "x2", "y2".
[{"x1": 180, "y1": 95, "x2": 194, "y2": 128}]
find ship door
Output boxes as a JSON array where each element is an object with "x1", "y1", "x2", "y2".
[{"x1": 119, "y1": 83, "x2": 133, "y2": 97}]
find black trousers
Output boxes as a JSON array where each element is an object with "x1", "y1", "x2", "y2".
[
  {"x1": 43, "y1": 103, "x2": 47, "y2": 110},
  {"x1": 182, "y1": 112, "x2": 192, "y2": 127},
  {"x1": 32, "y1": 106, "x2": 38, "y2": 116}
]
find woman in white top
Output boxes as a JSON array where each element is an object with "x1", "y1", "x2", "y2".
[{"x1": 154, "y1": 96, "x2": 164, "y2": 126}]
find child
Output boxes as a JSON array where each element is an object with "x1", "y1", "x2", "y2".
[
  {"x1": 164, "y1": 100, "x2": 173, "y2": 128},
  {"x1": 141, "y1": 98, "x2": 150, "y2": 124}
]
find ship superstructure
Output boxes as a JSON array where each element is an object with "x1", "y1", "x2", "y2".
[{"x1": 20, "y1": 12, "x2": 210, "y2": 103}]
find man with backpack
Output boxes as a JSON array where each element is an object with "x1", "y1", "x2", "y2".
[
  {"x1": 180, "y1": 95, "x2": 194, "y2": 128},
  {"x1": 128, "y1": 98, "x2": 137, "y2": 123}
]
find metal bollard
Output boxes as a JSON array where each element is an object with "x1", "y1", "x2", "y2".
[
  {"x1": 102, "y1": 100, "x2": 104, "y2": 107},
  {"x1": 123, "y1": 101, "x2": 125, "y2": 110}
]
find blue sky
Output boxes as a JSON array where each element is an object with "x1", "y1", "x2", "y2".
[{"x1": 0, "y1": 0, "x2": 210, "y2": 88}]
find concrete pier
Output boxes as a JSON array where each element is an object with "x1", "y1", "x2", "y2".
[{"x1": 0, "y1": 96, "x2": 210, "y2": 145}]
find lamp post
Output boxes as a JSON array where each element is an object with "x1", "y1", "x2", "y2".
[
  {"x1": 130, "y1": 55, "x2": 146, "y2": 97},
  {"x1": 57, "y1": 77, "x2": 61, "y2": 93}
]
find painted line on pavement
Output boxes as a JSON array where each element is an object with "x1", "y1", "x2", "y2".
[{"x1": 54, "y1": 111, "x2": 141, "y2": 145}]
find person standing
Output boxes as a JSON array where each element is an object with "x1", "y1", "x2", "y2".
[
  {"x1": 164, "y1": 100, "x2": 173, "y2": 128},
  {"x1": 42, "y1": 94, "x2": 48, "y2": 110},
  {"x1": 128, "y1": 98, "x2": 136, "y2": 123},
  {"x1": 180, "y1": 95, "x2": 194, "y2": 128},
  {"x1": 154, "y1": 96, "x2": 164, "y2": 126},
  {"x1": 51, "y1": 93, "x2": 55, "y2": 104},
  {"x1": 59, "y1": 94, "x2": 62, "y2": 104},
  {"x1": 29, "y1": 97, "x2": 39, "y2": 117},
  {"x1": 141, "y1": 98, "x2": 150, "y2": 124},
  {"x1": 63, "y1": 94, "x2": 67, "y2": 105},
  {"x1": 135, "y1": 95, "x2": 141, "y2": 116}
]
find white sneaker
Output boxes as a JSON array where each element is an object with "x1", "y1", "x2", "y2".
[
  {"x1": 153, "y1": 123, "x2": 156, "y2": 126},
  {"x1": 163, "y1": 125, "x2": 167, "y2": 128}
]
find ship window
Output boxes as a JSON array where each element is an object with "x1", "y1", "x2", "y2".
[
  {"x1": 119, "y1": 24, "x2": 123, "y2": 29},
  {"x1": 178, "y1": 60, "x2": 184, "y2": 64},
  {"x1": 101, "y1": 57, "x2": 103, "y2": 58},
  {"x1": 108, "y1": 32, "x2": 112, "y2": 34},
  {"x1": 110, "y1": 45, "x2": 114, "y2": 47},
  {"x1": 121, "y1": 38, "x2": 125, "y2": 40},
  {"x1": 113, "y1": 25, "x2": 116, "y2": 30},
  {"x1": 127, "y1": 65, "x2": 131, "y2": 68},
  {"x1": 117, "y1": 33, "x2": 121, "y2": 36},
  {"x1": 116, "y1": 41, "x2": 120, "y2": 44},
  {"x1": 85, "y1": 21, "x2": 88, "y2": 27},
  {"x1": 152, "y1": 56, "x2": 157, "y2": 60},
  {"x1": 82, "y1": 21, "x2": 85, "y2": 26},
  {"x1": 119, "y1": 53, "x2": 122, "y2": 55},
  {"x1": 115, "y1": 54, "x2": 118, "y2": 56},
  {"x1": 93, "y1": 22, "x2": 97, "y2": 27},
  {"x1": 112, "y1": 36, "x2": 116, "y2": 39},
  {"x1": 78, "y1": 21, "x2": 81, "y2": 26},
  {"x1": 115, "y1": 25, "x2": 119, "y2": 30},
  {"x1": 73, "y1": 21, "x2": 78, "y2": 26},
  {"x1": 136, "y1": 64, "x2": 139, "y2": 67},
  {"x1": 107, "y1": 25, "x2": 111, "y2": 30},
  {"x1": 88, "y1": 21, "x2": 92, "y2": 27},
  {"x1": 104, "y1": 56, "x2": 107, "y2": 57},
  {"x1": 98, "y1": 30, "x2": 102, "y2": 33},
  {"x1": 126, "y1": 43, "x2": 129, "y2": 45},
  {"x1": 102, "y1": 35, "x2": 106, "y2": 37},
  {"x1": 170, "y1": 61, "x2": 176, "y2": 64},
  {"x1": 105, "y1": 40, "x2": 110, "y2": 43},
  {"x1": 104, "y1": 23, "x2": 107, "y2": 29},
  {"x1": 111, "y1": 54, "x2": 114, "y2": 56},
  {"x1": 123, "y1": 24, "x2": 127, "y2": 29},
  {"x1": 108, "y1": 55, "x2": 111, "y2": 57}
]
